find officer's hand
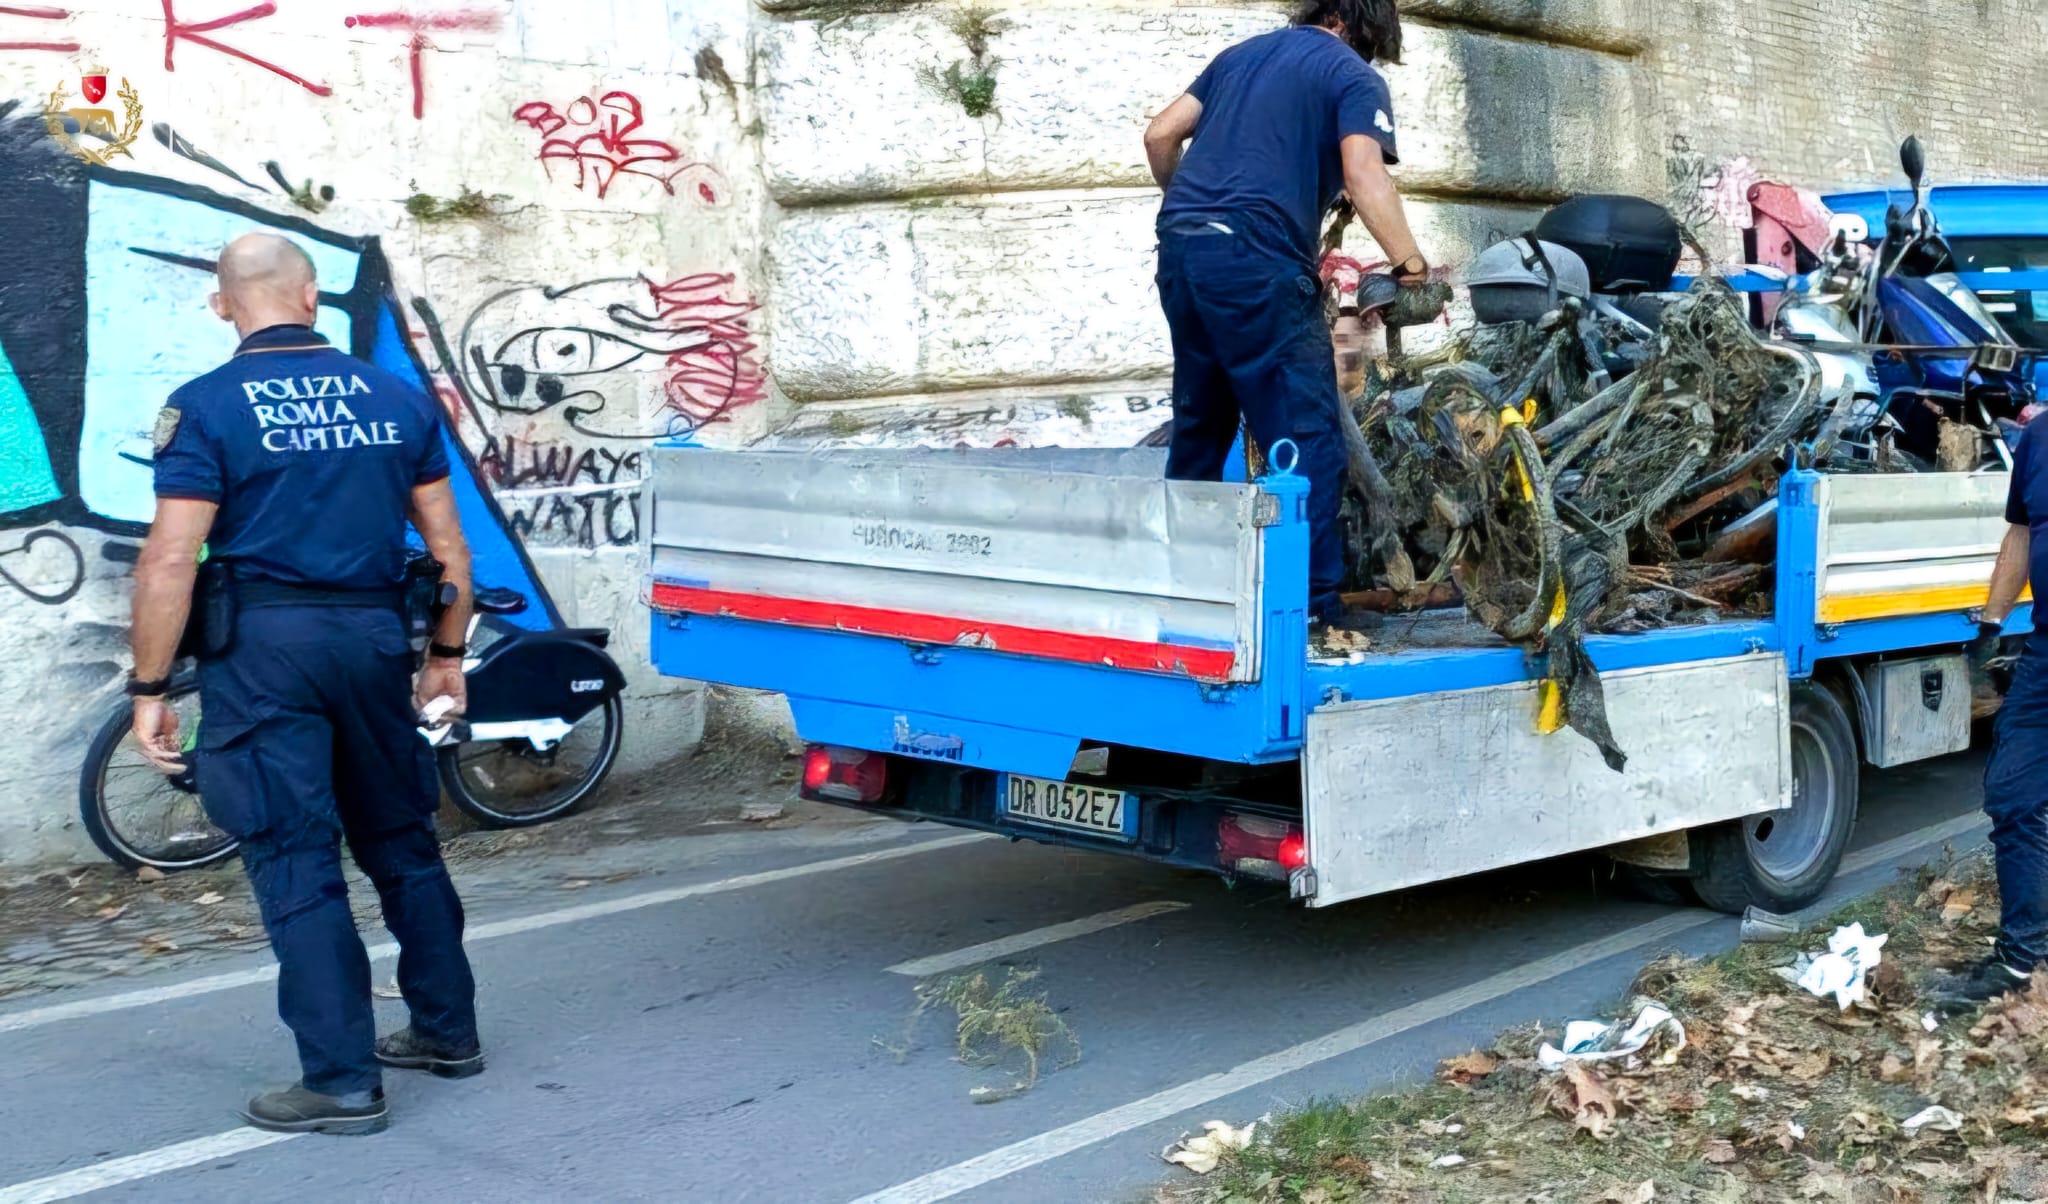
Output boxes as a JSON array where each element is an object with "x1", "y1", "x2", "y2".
[
  {"x1": 131, "y1": 697, "x2": 187, "y2": 774},
  {"x1": 415, "y1": 657, "x2": 467, "y2": 721},
  {"x1": 1970, "y1": 619, "x2": 2006, "y2": 670}
]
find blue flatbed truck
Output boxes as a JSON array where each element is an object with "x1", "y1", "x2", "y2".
[{"x1": 641, "y1": 439, "x2": 2028, "y2": 916}]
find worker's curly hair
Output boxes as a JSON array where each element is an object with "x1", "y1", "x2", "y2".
[{"x1": 1290, "y1": 0, "x2": 1402, "y2": 64}]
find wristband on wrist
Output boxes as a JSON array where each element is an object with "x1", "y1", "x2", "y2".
[
  {"x1": 126, "y1": 675, "x2": 171, "y2": 698},
  {"x1": 428, "y1": 641, "x2": 467, "y2": 659}
]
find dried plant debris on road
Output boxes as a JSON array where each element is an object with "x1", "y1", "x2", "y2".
[
  {"x1": 1165, "y1": 853, "x2": 2048, "y2": 1203},
  {"x1": 883, "y1": 967, "x2": 1081, "y2": 1102}
]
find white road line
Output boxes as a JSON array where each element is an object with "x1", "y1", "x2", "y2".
[
  {"x1": 0, "y1": 833, "x2": 987, "y2": 1036},
  {"x1": 850, "y1": 909, "x2": 1718, "y2": 1204},
  {"x1": 886, "y1": 901, "x2": 1191, "y2": 978},
  {"x1": 0, "y1": 1129, "x2": 302, "y2": 1204},
  {"x1": 1838, "y1": 811, "x2": 1986, "y2": 876},
  {"x1": 849, "y1": 809, "x2": 1997, "y2": 1204}
]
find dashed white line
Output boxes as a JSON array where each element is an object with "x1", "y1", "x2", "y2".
[
  {"x1": 0, "y1": 1129, "x2": 302, "y2": 1204},
  {"x1": 0, "y1": 832, "x2": 987, "y2": 1036},
  {"x1": 886, "y1": 901, "x2": 1191, "y2": 977},
  {"x1": 849, "y1": 810, "x2": 1996, "y2": 1204}
]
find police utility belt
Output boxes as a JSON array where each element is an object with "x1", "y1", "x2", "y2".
[{"x1": 178, "y1": 560, "x2": 431, "y2": 662}]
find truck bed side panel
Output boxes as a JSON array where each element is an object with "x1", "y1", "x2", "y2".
[{"x1": 1301, "y1": 653, "x2": 1791, "y2": 906}]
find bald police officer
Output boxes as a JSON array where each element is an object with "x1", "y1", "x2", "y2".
[{"x1": 129, "y1": 233, "x2": 482, "y2": 1134}]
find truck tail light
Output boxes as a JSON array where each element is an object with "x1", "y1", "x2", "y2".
[
  {"x1": 801, "y1": 745, "x2": 888, "y2": 804},
  {"x1": 1218, "y1": 813, "x2": 1308, "y2": 881}
]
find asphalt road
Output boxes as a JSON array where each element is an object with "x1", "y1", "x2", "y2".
[{"x1": 0, "y1": 751, "x2": 1992, "y2": 1204}]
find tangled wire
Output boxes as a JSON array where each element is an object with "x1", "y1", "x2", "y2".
[{"x1": 1344, "y1": 278, "x2": 1824, "y2": 769}]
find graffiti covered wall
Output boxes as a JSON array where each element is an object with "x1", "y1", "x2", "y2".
[{"x1": 0, "y1": 0, "x2": 764, "y2": 863}]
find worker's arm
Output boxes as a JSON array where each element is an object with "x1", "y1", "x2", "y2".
[
  {"x1": 1144, "y1": 93, "x2": 1203, "y2": 190},
  {"x1": 1340, "y1": 134, "x2": 1426, "y2": 283},
  {"x1": 1986, "y1": 523, "x2": 2031, "y2": 626},
  {"x1": 1972, "y1": 522, "x2": 2031, "y2": 669},
  {"x1": 409, "y1": 476, "x2": 473, "y2": 716},
  {"x1": 129, "y1": 497, "x2": 217, "y2": 772}
]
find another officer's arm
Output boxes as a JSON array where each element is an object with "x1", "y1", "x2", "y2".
[
  {"x1": 1144, "y1": 93, "x2": 1202, "y2": 189},
  {"x1": 410, "y1": 478, "x2": 472, "y2": 712},
  {"x1": 1341, "y1": 135, "x2": 1425, "y2": 283},
  {"x1": 130, "y1": 498, "x2": 218, "y2": 684},
  {"x1": 1986, "y1": 524, "x2": 2031, "y2": 626}
]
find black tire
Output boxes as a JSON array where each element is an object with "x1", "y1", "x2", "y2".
[
  {"x1": 437, "y1": 693, "x2": 624, "y2": 828},
  {"x1": 77, "y1": 682, "x2": 239, "y2": 872},
  {"x1": 1689, "y1": 681, "x2": 1859, "y2": 915}
]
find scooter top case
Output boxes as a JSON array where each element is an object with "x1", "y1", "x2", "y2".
[{"x1": 1535, "y1": 195, "x2": 1684, "y2": 294}]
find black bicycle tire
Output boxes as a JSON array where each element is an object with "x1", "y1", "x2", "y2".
[
  {"x1": 437, "y1": 692, "x2": 624, "y2": 829},
  {"x1": 77, "y1": 685, "x2": 240, "y2": 872}
]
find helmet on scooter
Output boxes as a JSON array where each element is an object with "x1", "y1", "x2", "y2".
[{"x1": 1466, "y1": 237, "x2": 1592, "y2": 325}]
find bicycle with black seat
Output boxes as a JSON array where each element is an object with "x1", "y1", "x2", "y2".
[{"x1": 78, "y1": 556, "x2": 627, "y2": 872}]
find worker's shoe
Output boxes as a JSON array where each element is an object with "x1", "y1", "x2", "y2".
[
  {"x1": 375, "y1": 1027, "x2": 485, "y2": 1079},
  {"x1": 239, "y1": 1083, "x2": 388, "y2": 1136},
  {"x1": 1930, "y1": 957, "x2": 2033, "y2": 1013}
]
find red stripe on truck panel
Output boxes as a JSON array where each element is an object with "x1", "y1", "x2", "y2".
[{"x1": 648, "y1": 581, "x2": 1237, "y2": 681}]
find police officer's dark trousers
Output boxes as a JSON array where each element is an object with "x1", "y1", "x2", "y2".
[
  {"x1": 1156, "y1": 213, "x2": 1349, "y2": 621},
  {"x1": 1985, "y1": 642, "x2": 2048, "y2": 970},
  {"x1": 197, "y1": 602, "x2": 477, "y2": 1097}
]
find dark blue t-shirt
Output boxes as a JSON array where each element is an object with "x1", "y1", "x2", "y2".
[
  {"x1": 153, "y1": 324, "x2": 450, "y2": 590},
  {"x1": 1158, "y1": 26, "x2": 1399, "y2": 266},
  {"x1": 2009, "y1": 423, "x2": 2048, "y2": 603}
]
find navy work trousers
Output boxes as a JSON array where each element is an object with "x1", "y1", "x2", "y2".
[
  {"x1": 1985, "y1": 645, "x2": 2048, "y2": 970},
  {"x1": 196, "y1": 604, "x2": 477, "y2": 1096},
  {"x1": 1156, "y1": 214, "x2": 1348, "y2": 621}
]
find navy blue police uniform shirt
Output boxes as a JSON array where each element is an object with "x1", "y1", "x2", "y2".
[
  {"x1": 2009, "y1": 423, "x2": 2048, "y2": 610},
  {"x1": 1158, "y1": 25, "x2": 1399, "y2": 268},
  {"x1": 153, "y1": 324, "x2": 450, "y2": 590}
]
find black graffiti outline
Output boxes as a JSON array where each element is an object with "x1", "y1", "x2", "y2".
[{"x1": 0, "y1": 528, "x2": 84, "y2": 605}]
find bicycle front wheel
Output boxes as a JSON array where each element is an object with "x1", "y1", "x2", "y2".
[
  {"x1": 438, "y1": 694, "x2": 624, "y2": 828},
  {"x1": 78, "y1": 684, "x2": 238, "y2": 872}
]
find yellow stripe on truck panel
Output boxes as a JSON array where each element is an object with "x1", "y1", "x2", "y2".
[{"x1": 1817, "y1": 584, "x2": 2032, "y2": 624}]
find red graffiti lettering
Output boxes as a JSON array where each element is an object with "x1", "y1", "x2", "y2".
[
  {"x1": 0, "y1": 3, "x2": 78, "y2": 51},
  {"x1": 160, "y1": 0, "x2": 331, "y2": 95},
  {"x1": 344, "y1": 6, "x2": 501, "y2": 120},
  {"x1": 646, "y1": 274, "x2": 766, "y2": 429},
  {"x1": 513, "y1": 91, "x2": 725, "y2": 204}
]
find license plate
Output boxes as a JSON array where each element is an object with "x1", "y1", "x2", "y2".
[{"x1": 998, "y1": 774, "x2": 1136, "y2": 841}]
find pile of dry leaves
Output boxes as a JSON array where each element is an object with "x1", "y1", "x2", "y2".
[{"x1": 1171, "y1": 856, "x2": 2048, "y2": 1203}]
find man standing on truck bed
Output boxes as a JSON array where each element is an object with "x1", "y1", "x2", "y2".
[
  {"x1": 1143, "y1": 0, "x2": 1427, "y2": 633},
  {"x1": 1956, "y1": 418, "x2": 2048, "y2": 1006}
]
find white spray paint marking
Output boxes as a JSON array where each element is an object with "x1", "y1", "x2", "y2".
[
  {"x1": 886, "y1": 901, "x2": 1191, "y2": 977},
  {"x1": 0, "y1": 1129, "x2": 302, "y2": 1204},
  {"x1": 848, "y1": 811, "x2": 1995, "y2": 1204},
  {"x1": 0, "y1": 833, "x2": 987, "y2": 1036}
]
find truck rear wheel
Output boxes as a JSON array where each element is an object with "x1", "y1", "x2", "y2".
[{"x1": 1689, "y1": 682, "x2": 1858, "y2": 915}]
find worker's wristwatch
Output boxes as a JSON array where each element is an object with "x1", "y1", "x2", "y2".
[
  {"x1": 428, "y1": 641, "x2": 467, "y2": 660},
  {"x1": 1392, "y1": 254, "x2": 1429, "y2": 284}
]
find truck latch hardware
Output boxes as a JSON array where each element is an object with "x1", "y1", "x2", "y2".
[
  {"x1": 1816, "y1": 623, "x2": 1841, "y2": 642},
  {"x1": 1322, "y1": 687, "x2": 1347, "y2": 706},
  {"x1": 1288, "y1": 867, "x2": 1318, "y2": 900},
  {"x1": 1250, "y1": 494, "x2": 1282, "y2": 528},
  {"x1": 664, "y1": 614, "x2": 689, "y2": 630},
  {"x1": 909, "y1": 646, "x2": 944, "y2": 666},
  {"x1": 1199, "y1": 683, "x2": 1234, "y2": 703},
  {"x1": 1921, "y1": 667, "x2": 1945, "y2": 712}
]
